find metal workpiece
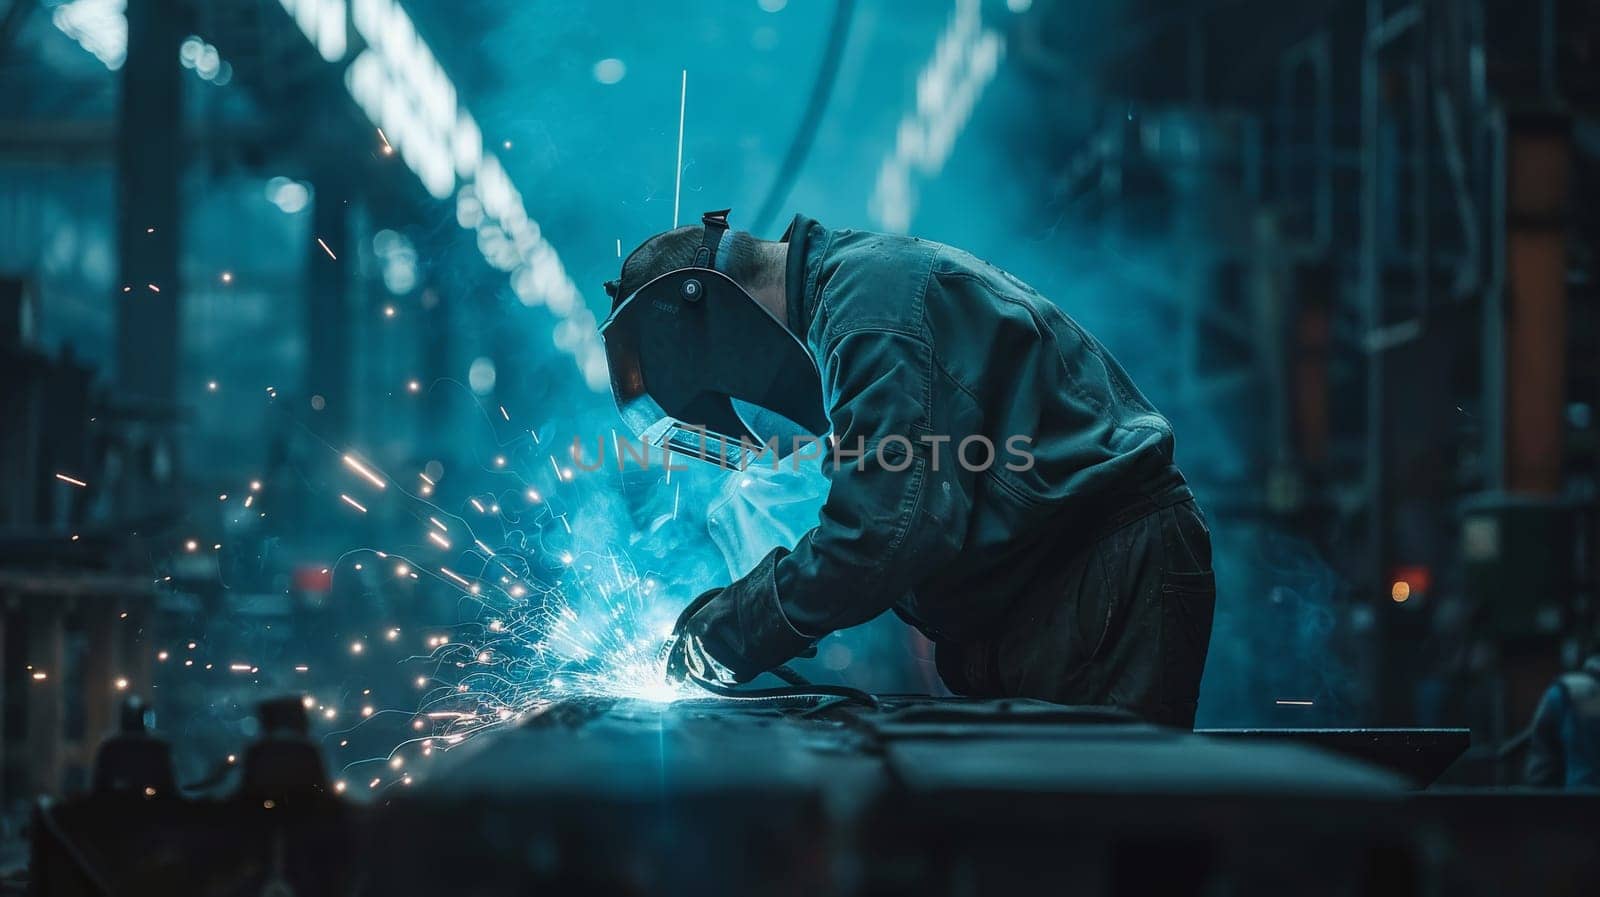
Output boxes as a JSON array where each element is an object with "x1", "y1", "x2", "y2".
[{"x1": 367, "y1": 697, "x2": 1414, "y2": 894}]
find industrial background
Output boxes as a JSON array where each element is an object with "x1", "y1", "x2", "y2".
[{"x1": 0, "y1": 0, "x2": 1597, "y2": 889}]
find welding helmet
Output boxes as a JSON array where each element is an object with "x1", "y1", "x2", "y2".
[{"x1": 600, "y1": 210, "x2": 827, "y2": 469}]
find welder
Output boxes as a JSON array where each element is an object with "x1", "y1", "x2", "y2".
[
  {"x1": 1525, "y1": 653, "x2": 1600, "y2": 788},
  {"x1": 601, "y1": 210, "x2": 1215, "y2": 728}
]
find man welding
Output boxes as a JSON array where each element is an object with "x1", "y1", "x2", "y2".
[{"x1": 601, "y1": 210, "x2": 1215, "y2": 728}]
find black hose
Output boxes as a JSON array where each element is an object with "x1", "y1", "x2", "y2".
[
  {"x1": 750, "y1": 0, "x2": 857, "y2": 236},
  {"x1": 685, "y1": 665, "x2": 880, "y2": 710}
]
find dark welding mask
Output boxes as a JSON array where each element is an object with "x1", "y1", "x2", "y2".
[{"x1": 600, "y1": 210, "x2": 827, "y2": 469}]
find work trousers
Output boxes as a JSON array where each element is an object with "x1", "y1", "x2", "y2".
[{"x1": 935, "y1": 495, "x2": 1216, "y2": 729}]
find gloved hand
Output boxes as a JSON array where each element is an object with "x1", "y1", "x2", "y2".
[
  {"x1": 663, "y1": 588, "x2": 740, "y2": 685},
  {"x1": 663, "y1": 582, "x2": 817, "y2": 686}
]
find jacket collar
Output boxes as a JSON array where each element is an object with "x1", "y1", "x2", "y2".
[{"x1": 780, "y1": 213, "x2": 825, "y2": 337}]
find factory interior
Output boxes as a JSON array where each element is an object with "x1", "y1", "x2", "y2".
[{"x1": 1, "y1": 0, "x2": 1598, "y2": 893}]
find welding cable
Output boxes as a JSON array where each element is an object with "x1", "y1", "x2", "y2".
[
  {"x1": 684, "y1": 665, "x2": 880, "y2": 710},
  {"x1": 749, "y1": 0, "x2": 856, "y2": 236}
]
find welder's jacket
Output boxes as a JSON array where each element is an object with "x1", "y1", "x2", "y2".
[{"x1": 694, "y1": 214, "x2": 1186, "y2": 678}]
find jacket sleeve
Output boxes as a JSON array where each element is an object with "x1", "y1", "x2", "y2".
[
  {"x1": 687, "y1": 328, "x2": 969, "y2": 679},
  {"x1": 1524, "y1": 683, "x2": 1568, "y2": 787}
]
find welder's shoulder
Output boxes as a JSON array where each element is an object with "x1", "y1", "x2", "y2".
[{"x1": 815, "y1": 229, "x2": 939, "y2": 340}]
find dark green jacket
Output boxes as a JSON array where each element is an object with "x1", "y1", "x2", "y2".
[{"x1": 691, "y1": 214, "x2": 1183, "y2": 678}]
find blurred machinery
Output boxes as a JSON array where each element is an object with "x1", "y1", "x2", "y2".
[
  {"x1": 0, "y1": 278, "x2": 156, "y2": 809},
  {"x1": 1014, "y1": 0, "x2": 1600, "y2": 758}
]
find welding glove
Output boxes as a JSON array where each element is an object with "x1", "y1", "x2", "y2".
[
  {"x1": 665, "y1": 588, "x2": 739, "y2": 685},
  {"x1": 670, "y1": 549, "x2": 819, "y2": 683}
]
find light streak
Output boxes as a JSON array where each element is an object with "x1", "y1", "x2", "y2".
[
  {"x1": 342, "y1": 453, "x2": 387, "y2": 489},
  {"x1": 439, "y1": 567, "x2": 471, "y2": 588},
  {"x1": 55, "y1": 473, "x2": 88, "y2": 487},
  {"x1": 341, "y1": 494, "x2": 369, "y2": 513},
  {"x1": 377, "y1": 127, "x2": 393, "y2": 153},
  {"x1": 428, "y1": 516, "x2": 448, "y2": 531},
  {"x1": 1275, "y1": 699, "x2": 1315, "y2": 706},
  {"x1": 673, "y1": 69, "x2": 686, "y2": 228},
  {"x1": 316, "y1": 237, "x2": 338, "y2": 260},
  {"x1": 428, "y1": 531, "x2": 452, "y2": 550}
]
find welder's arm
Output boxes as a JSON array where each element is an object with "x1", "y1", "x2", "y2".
[{"x1": 683, "y1": 329, "x2": 966, "y2": 681}]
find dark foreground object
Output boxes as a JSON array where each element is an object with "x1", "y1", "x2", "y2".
[{"x1": 31, "y1": 697, "x2": 1600, "y2": 896}]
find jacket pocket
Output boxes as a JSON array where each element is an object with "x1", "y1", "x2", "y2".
[{"x1": 1160, "y1": 570, "x2": 1216, "y2": 705}]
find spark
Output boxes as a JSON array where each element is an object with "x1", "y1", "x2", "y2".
[
  {"x1": 244, "y1": 495, "x2": 255, "y2": 508},
  {"x1": 377, "y1": 127, "x2": 393, "y2": 153},
  {"x1": 440, "y1": 567, "x2": 471, "y2": 588},
  {"x1": 428, "y1": 516, "x2": 448, "y2": 532},
  {"x1": 469, "y1": 498, "x2": 486, "y2": 514},
  {"x1": 147, "y1": 283, "x2": 160, "y2": 293},
  {"x1": 1275, "y1": 699, "x2": 1315, "y2": 706},
  {"x1": 334, "y1": 781, "x2": 347, "y2": 793},
  {"x1": 229, "y1": 663, "x2": 252, "y2": 672},
  {"x1": 316, "y1": 237, "x2": 338, "y2": 260},
  {"x1": 428, "y1": 531, "x2": 451, "y2": 550},
  {"x1": 342, "y1": 454, "x2": 387, "y2": 489},
  {"x1": 220, "y1": 271, "x2": 233, "y2": 284},
  {"x1": 31, "y1": 671, "x2": 47, "y2": 681},
  {"x1": 351, "y1": 641, "x2": 364, "y2": 654},
  {"x1": 673, "y1": 69, "x2": 686, "y2": 227},
  {"x1": 295, "y1": 665, "x2": 309, "y2": 672},
  {"x1": 340, "y1": 494, "x2": 369, "y2": 513},
  {"x1": 474, "y1": 539, "x2": 495, "y2": 557},
  {"x1": 499, "y1": 406, "x2": 510, "y2": 421},
  {"x1": 55, "y1": 473, "x2": 87, "y2": 488},
  {"x1": 157, "y1": 651, "x2": 169, "y2": 662}
]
